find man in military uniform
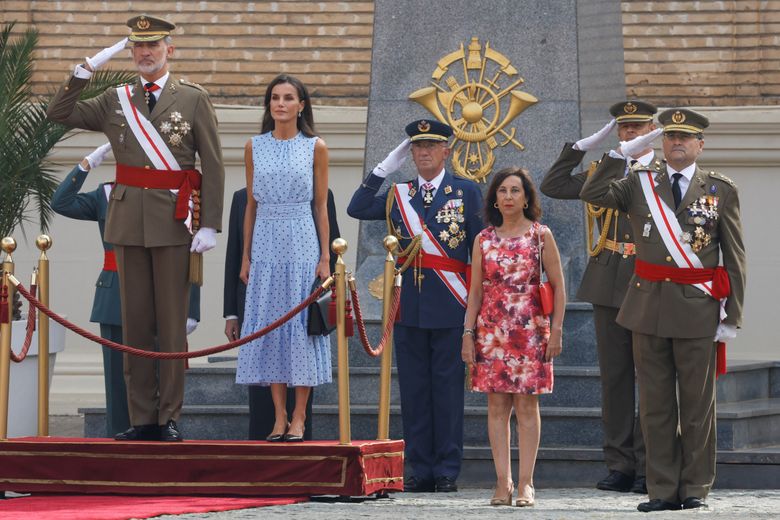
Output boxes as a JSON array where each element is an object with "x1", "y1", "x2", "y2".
[
  {"x1": 540, "y1": 101, "x2": 658, "y2": 494},
  {"x1": 581, "y1": 109, "x2": 746, "y2": 512},
  {"x1": 348, "y1": 120, "x2": 484, "y2": 492},
  {"x1": 50, "y1": 143, "x2": 202, "y2": 438},
  {"x1": 47, "y1": 15, "x2": 225, "y2": 442}
]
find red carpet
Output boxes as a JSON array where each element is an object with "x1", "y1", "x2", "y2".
[{"x1": 0, "y1": 494, "x2": 308, "y2": 520}]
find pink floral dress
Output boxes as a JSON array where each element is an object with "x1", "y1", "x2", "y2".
[{"x1": 470, "y1": 223, "x2": 553, "y2": 394}]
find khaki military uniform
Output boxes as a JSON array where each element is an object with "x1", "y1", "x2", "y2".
[
  {"x1": 541, "y1": 144, "x2": 645, "y2": 479},
  {"x1": 47, "y1": 74, "x2": 224, "y2": 426},
  {"x1": 580, "y1": 156, "x2": 746, "y2": 503}
]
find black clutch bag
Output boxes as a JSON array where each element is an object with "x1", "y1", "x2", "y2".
[{"x1": 307, "y1": 281, "x2": 336, "y2": 336}]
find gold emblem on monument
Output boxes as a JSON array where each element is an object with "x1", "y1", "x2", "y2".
[{"x1": 409, "y1": 37, "x2": 538, "y2": 182}]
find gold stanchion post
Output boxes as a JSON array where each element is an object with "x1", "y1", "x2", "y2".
[
  {"x1": 0, "y1": 237, "x2": 18, "y2": 440},
  {"x1": 36, "y1": 235, "x2": 52, "y2": 436},
  {"x1": 377, "y1": 235, "x2": 398, "y2": 440},
  {"x1": 332, "y1": 238, "x2": 351, "y2": 445}
]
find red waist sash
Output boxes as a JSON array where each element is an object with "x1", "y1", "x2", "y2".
[
  {"x1": 103, "y1": 250, "x2": 117, "y2": 272},
  {"x1": 398, "y1": 251, "x2": 472, "y2": 289},
  {"x1": 115, "y1": 164, "x2": 201, "y2": 220},
  {"x1": 635, "y1": 259, "x2": 730, "y2": 300},
  {"x1": 635, "y1": 258, "x2": 730, "y2": 376}
]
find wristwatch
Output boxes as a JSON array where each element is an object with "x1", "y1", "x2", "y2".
[{"x1": 462, "y1": 328, "x2": 475, "y2": 338}]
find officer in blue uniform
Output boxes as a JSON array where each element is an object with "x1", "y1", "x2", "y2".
[
  {"x1": 51, "y1": 143, "x2": 201, "y2": 438},
  {"x1": 348, "y1": 120, "x2": 484, "y2": 492}
]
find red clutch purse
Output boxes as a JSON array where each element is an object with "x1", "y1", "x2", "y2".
[{"x1": 538, "y1": 226, "x2": 554, "y2": 316}]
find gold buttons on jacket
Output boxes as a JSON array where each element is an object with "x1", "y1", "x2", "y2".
[
  {"x1": 624, "y1": 234, "x2": 630, "y2": 240},
  {"x1": 636, "y1": 282, "x2": 641, "y2": 287},
  {"x1": 665, "y1": 277, "x2": 671, "y2": 282},
  {"x1": 666, "y1": 256, "x2": 672, "y2": 262}
]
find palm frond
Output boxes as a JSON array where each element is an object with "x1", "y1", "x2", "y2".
[{"x1": 0, "y1": 22, "x2": 136, "y2": 238}]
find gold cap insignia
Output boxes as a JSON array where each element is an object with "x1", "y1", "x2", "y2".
[
  {"x1": 418, "y1": 120, "x2": 431, "y2": 132},
  {"x1": 624, "y1": 102, "x2": 637, "y2": 114},
  {"x1": 137, "y1": 16, "x2": 150, "y2": 30},
  {"x1": 672, "y1": 111, "x2": 686, "y2": 124}
]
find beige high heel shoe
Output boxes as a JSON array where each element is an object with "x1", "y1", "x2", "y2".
[
  {"x1": 490, "y1": 482, "x2": 514, "y2": 506},
  {"x1": 516, "y1": 484, "x2": 535, "y2": 507}
]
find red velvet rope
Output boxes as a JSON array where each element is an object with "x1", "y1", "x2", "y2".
[
  {"x1": 350, "y1": 284, "x2": 401, "y2": 357},
  {"x1": 10, "y1": 284, "x2": 37, "y2": 363},
  {"x1": 13, "y1": 282, "x2": 325, "y2": 360}
]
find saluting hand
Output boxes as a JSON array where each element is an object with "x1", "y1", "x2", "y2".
[
  {"x1": 573, "y1": 119, "x2": 616, "y2": 151},
  {"x1": 618, "y1": 128, "x2": 663, "y2": 159},
  {"x1": 372, "y1": 138, "x2": 411, "y2": 178},
  {"x1": 85, "y1": 37, "x2": 129, "y2": 71}
]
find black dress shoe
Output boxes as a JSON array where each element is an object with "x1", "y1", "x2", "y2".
[
  {"x1": 682, "y1": 497, "x2": 707, "y2": 509},
  {"x1": 631, "y1": 476, "x2": 647, "y2": 494},
  {"x1": 596, "y1": 470, "x2": 633, "y2": 492},
  {"x1": 435, "y1": 476, "x2": 458, "y2": 493},
  {"x1": 114, "y1": 424, "x2": 160, "y2": 441},
  {"x1": 159, "y1": 420, "x2": 183, "y2": 442},
  {"x1": 403, "y1": 476, "x2": 435, "y2": 492},
  {"x1": 637, "y1": 499, "x2": 681, "y2": 512}
]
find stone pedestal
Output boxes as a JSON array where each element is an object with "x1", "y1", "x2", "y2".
[{"x1": 356, "y1": 0, "x2": 626, "y2": 303}]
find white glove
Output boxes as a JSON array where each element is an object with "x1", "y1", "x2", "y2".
[
  {"x1": 85, "y1": 37, "x2": 128, "y2": 70},
  {"x1": 190, "y1": 227, "x2": 217, "y2": 253},
  {"x1": 714, "y1": 323, "x2": 737, "y2": 343},
  {"x1": 372, "y1": 138, "x2": 411, "y2": 178},
  {"x1": 573, "y1": 119, "x2": 616, "y2": 151},
  {"x1": 618, "y1": 128, "x2": 663, "y2": 159},
  {"x1": 84, "y1": 142, "x2": 112, "y2": 170},
  {"x1": 186, "y1": 318, "x2": 198, "y2": 335}
]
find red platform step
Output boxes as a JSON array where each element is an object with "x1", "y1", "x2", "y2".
[{"x1": 0, "y1": 437, "x2": 404, "y2": 497}]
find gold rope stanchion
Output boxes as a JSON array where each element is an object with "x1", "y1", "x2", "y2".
[
  {"x1": 0, "y1": 236, "x2": 17, "y2": 440},
  {"x1": 36, "y1": 235, "x2": 52, "y2": 437},
  {"x1": 377, "y1": 235, "x2": 398, "y2": 441},
  {"x1": 332, "y1": 238, "x2": 351, "y2": 445}
]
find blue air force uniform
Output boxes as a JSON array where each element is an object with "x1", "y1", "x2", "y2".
[{"x1": 347, "y1": 120, "x2": 484, "y2": 489}]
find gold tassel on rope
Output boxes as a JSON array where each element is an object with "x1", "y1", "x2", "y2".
[
  {"x1": 584, "y1": 161, "x2": 617, "y2": 257},
  {"x1": 189, "y1": 189, "x2": 203, "y2": 286}
]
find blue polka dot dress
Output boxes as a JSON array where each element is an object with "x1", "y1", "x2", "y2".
[{"x1": 236, "y1": 132, "x2": 332, "y2": 387}]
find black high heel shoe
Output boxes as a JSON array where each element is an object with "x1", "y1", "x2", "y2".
[
  {"x1": 266, "y1": 424, "x2": 288, "y2": 442},
  {"x1": 283, "y1": 425, "x2": 305, "y2": 442}
]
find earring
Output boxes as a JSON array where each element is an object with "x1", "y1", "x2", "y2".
[
  {"x1": 493, "y1": 202, "x2": 499, "y2": 208},
  {"x1": 298, "y1": 111, "x2": 302, "y2": 118},
  {"x1": 523, "y1": 202, "x2": 529, "y2": 209}
]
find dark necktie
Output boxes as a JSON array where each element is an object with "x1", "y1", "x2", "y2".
[
  {"x1": 421, "y1": 182, "x2": 434, "y2": 208},
  {"x1": 671, "y1": 173, "x2": 683, "y2": 209},
  {"x1": 144, "y1": 82, "x2": 160, "y2": 112}
]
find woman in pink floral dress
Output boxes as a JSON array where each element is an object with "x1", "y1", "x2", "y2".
[{"x1": 462, "y1": 167, "x2": 566, "y2": 507}]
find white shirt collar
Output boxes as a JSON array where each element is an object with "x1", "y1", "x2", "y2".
[
  {"x1": 139, "y1": 72, "x2": 169, "y2": 99},
  {"x1": 418, "y1": 168, "x2": 446, "y2": 192},
  {"x1": 667, "y1": 162, "x2": 696, "y2": 182}
]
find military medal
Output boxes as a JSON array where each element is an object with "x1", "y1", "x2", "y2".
[
  {"x1": 422, "y1": 188, "x2": 434, "y2": 206},
  {"x1": 643, "y1": 221, "x2": 652, "y2": 237},
  {"x1": 159, "y1": 111, "x2": 191, "y2": 147},
  {"x1": 444, "y1": 185, "x2": 452, "y2": 195}
]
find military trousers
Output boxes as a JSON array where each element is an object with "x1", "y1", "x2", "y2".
[
  {"x1": 593, "y1": 304, "x2": 645, "y2": 477},
  {"x1": 633, "y1": 332, "x2": 717, "y2": 503},
  {"x1": 394, "y1": 325, "x2": 464, "y2": 481},
  {"x1": 115, "y1": 244, "x2": 190, "y2": 426},
  {"x1": 98, "y1": 324, "x2": 130, "y2": 436}
]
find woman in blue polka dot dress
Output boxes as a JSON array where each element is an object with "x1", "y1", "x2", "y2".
[{"x1": 236, "y1": 74, "x2": 332, "y2": 442}]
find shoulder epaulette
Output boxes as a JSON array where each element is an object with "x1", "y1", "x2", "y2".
[
  {"x1": 179, "y1": 78, "x2": 208, "y2": 92},
  {"x1": 708, "y1": 170, "x2": 735, "y2": 187}
]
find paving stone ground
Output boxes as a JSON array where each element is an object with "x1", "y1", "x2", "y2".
[{"x1": 150, "y1": 488, "x2": 780, "y2": 519}]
